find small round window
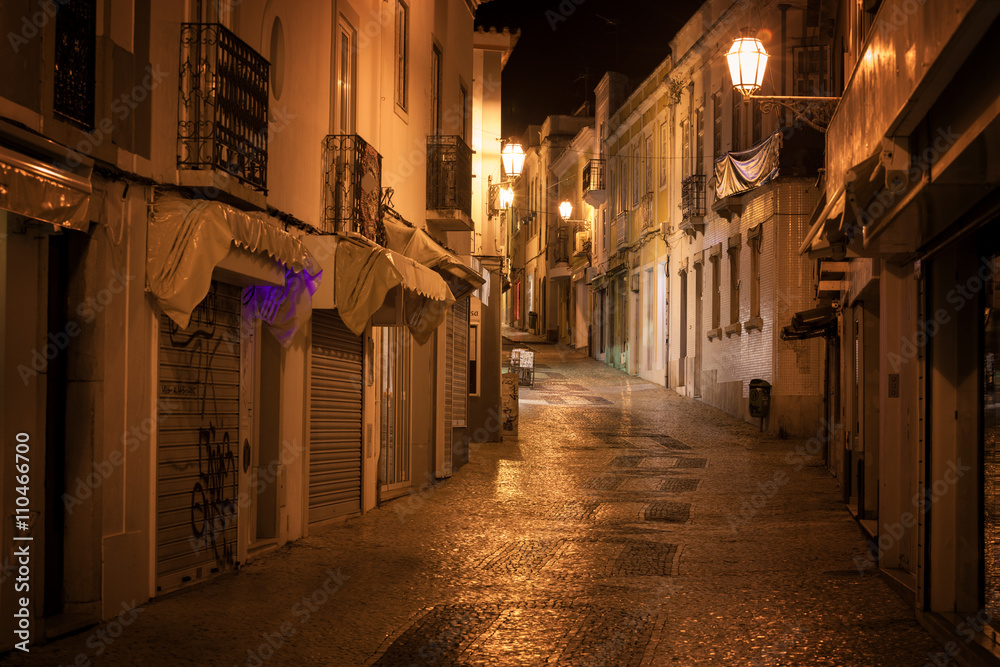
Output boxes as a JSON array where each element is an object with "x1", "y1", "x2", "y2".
[{"x1": 270, "y1": 16, "x2": 285, "y2": 100}]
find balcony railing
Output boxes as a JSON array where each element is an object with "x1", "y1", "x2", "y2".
[
  {"x1": 426, "y1": 136, "x2": 472, "y2": 218},
  {"x1": 178, "y1": 23, "x2": 269, "y2": 192},
  {"x1": 583, "y1": 158, "x2": 607, "y2": 206},
  {"x1": 554, "y1": 224, "x2": 571, "y2": 264},
  {"x1": 322, "y1": 134, "x2": 383, "y2": 239},
  {"x1": 583, "y1": 159, "x2": 605, "y2": 193},
  {"x1": 639, "y1": 191, "x2": 654, "y2": 232},
  {"x1": 682, "y1": 174, "x2": 707, "y2": 219}
]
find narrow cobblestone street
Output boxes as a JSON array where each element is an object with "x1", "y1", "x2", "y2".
[{"x1": 5, "y1": 343, "x2": 940, "y2": 666}]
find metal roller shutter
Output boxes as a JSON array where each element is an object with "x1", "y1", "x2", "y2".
[
  {"x1": 156, "y1": 281, "x2": 242, "y2": 593},
  {"x1": 309, "y1": 310, "x2": 363, "y2": 524}
]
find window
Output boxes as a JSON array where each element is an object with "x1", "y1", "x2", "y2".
[
  {"x1": 695, "y1": 107, "x2": 704, "y2": 175},
  {"x1": 336, "y1": 18, "x2": 357, "y2": 134},
  {"x1": 748, "y1": 225, "x2": 763, "y2": 323},
  {"x1": 713, "y1": 92, "x2": 723, "y2": 158},
  {"x1": 659, "y1": 120, "x2": 668, "y2": 186},
  {"x1": 632, "y1": 144, "x2": 641, "y2": 205},
  {"x1": 459, "y1": 84, "x2": 468, "y2": 142},
  {"x1": 728, "y1": 244, "x2": 740, "y2": 325},
  {"x1": 731, "y1": 90, "x2": 743, "y2": 152},
  {"x1": 710, "y1": 254, "x2": 721, "y2": 330},
  {"x1": 469, "y1": 323, "x2": 479, "y2": 395},
  {"x1": 54, "y1": 0, "x2": 96, "y2": 129},
  {"x1": 394, "y1": 0, "x2": 409, "y2": 111},
  {"x1": 645, "y1": 135, "x2": 653, "y2": 194},
  {"x1": 430, "y1": 45, "x2": 442, "y2": 133},
  {"x1": 681, "y1": 119, "x2": 691, "y2": 180}
]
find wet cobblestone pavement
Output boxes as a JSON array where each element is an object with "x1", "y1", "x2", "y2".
[{"x1": 3, "y1": 344, "x2": 942, "y2": 666}]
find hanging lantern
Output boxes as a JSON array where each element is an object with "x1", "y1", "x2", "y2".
[
  {"x1": 559, "y1": 201, "x2": 573, "y2": 220},
  {"x1": 501, "y1": 143, "x2": 525, "y2": 178},
  {"x1": 499, "y1": 186, "x2": 514, "y2": 209},
  {"x1": 726, "y1": 36, "x2": 768, "y2": 96}
]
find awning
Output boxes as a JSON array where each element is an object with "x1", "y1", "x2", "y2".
[
  {"x1": 780, "y1": 305, "x2": 838, "y2": 341},
  {"x1": 147, "y1": 193, "x2": 320, "y2": 343},
  {"x1": 800, "y1": 150, "x2": 881, "y2": 257},
  {"x1": 334, "y1": 238, "x2": 455, "y2": 344},
  {"x1": 383, "y1": 217, "x2": 485, "y2": 299},
  {"x1": 0, "y1": 119, "x2": 94, "y2": 230},
  {"x1": 715, "y1": 131, "x2": 782, "y2": 200}
]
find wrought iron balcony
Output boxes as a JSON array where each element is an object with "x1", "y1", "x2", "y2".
[
  {"x1": 582, "y1": 158, "x2": 607, "y2": 208},
  {"x1": 553, "y1": 224, "x2": 571, "y2": 264},
  {"x1": 322, "y1": 134, "x2": 383, "y2": 240},
  {"x1": 639, "y1": 191, "x2": 654, "y2": 232},
  {"x1": 680, "y1": 174, "x2": 707, "y2": 237},
  {"x1": 178, "y1": 23, "x2": 269, "y2": 192},
  {"x1": 426, "y1": 135, "x2": 472, "y2": 228}
]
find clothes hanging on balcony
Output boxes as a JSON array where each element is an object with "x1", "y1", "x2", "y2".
[
  {"x1": 382, "y1": 218, "x2": 486, "y2": 300},
  {"x1": 714, "y1": 130, "x2": 782, "y2": 200},
  {"x1": 147, "y1": 193, "x2": 320, "y2": 342}
]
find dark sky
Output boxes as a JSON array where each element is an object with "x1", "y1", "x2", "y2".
[{"x1": 474, "y1": 0, "x2": 701, "y2": 138}]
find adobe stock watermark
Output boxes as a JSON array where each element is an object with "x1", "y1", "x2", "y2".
[
  {"x1": 57, "y1": 600, "x2": 144, "y2": 667},
  {"x1": 921, "y1": 606, "x2": 993, "y2": 667},
  {"x1": 7, "y1": 0, "x2": 70, "y2": 53},
  {"x1": 546, "y1": 0, "x2": 589, "y2": 30},
  {"x1": 887, "y1": 256, "x2": 995, "y2": 373},
  {"x1": 853, "y1": 459, "x2": 971, "y2": 573},
  {"x1": 878, "y1": 0, "x2": 928, "y2": 37},
  {"x1": 17, "y1": 270, "x2": 136, "y2": 385},
  {"x1": 727, "y1": 419, "x2": 843, "y2": 533},
  {"x1": 237, "y1": 568, "x2": 349, "y2": 667},
  {"x1": 62, "y1": 398, "x2": 181, "y2": 514}
]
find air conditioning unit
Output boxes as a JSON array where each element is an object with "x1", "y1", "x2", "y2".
[
  {"x1": 574, "y1": 230, "x2": 591, "y2": 255},
  {"x1": 660, "y1": 222, "x2": 672, "y2": 236}
]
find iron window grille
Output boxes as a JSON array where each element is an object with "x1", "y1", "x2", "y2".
[
  {"x1": 178, "y1": 23, "x2": 269, "y2": 192},
  {"x1": 682, "y1": 174, "x2": 707, "y2": 219},
  {"x1": 426, "y1": 136, "x2": 472, "y2": 217},
  {"x1": 583, "y1": 158, "x2": 605, "y2": 193},
  {"x1": 322, "y1": 134, "x2": 383, "y2": 240},
  {"x1": 54, "y1": 0, "x2": 96, "y2": 129}
]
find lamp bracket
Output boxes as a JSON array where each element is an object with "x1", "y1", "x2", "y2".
[{"x1": 745, "y1": 94, "x2": 840, "y2": 132}]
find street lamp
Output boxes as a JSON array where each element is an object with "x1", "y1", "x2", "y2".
[
  {"x1": 499, "y1": 186, "x2": 514, "y2": 210},
  {"x1": 559, "y1": 201, "x2": 573, "y2": 221},
  {"x1": 501, "y1": 142, "x2": 525, "y2": 178},
  {"x1": 726, "y1": 33, "x2": 840, "y2": 132}
]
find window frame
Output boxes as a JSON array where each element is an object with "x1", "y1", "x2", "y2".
[{"x1": 394, "y1": 0, "x2": 409, "y2": 112}]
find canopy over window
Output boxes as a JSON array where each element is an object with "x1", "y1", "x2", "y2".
[
  {"x1": 382, "y1": 217, "x2": 485, "y2": 299},
  {"x1": 147, "y1": 193, "x2": 320, "y2": 342},
  {"x1": 0, "y1": 119, "x2": 94, "y2": 230}
]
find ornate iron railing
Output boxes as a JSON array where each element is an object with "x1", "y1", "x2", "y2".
[
  {"x1": 639, "y1": 191, "x2": 654, "y2": 231},
  {"x1": 554, "y1": 224, "x2": 571, "y2": 264},
  {"x1": 53, "y1": 0, "x2": 96, "y2": 128},
  {"x1": 426, "y1": 136, "x2": 472, "y2": 217},
  {"x1": 322, "y1": 134, "x2": 383, "y2": 240},
  {"x1": 583, "y1": 158, "x2": 605, "y2": 193},
  {"x1": 178, "y1": 23, "x2": 269, "y2": 192},
  {"x1": 682, "y1": 174, "x2": 707, "y2": 219}
]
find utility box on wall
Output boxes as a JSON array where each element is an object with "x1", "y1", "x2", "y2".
[{"x1": 749, "y1": 379, "x2": 771, "y2": 419}]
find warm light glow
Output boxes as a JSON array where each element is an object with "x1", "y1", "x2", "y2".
[
  {"x1": 501, "y1": 143, "x2": 525, "y2": 178},
  {"x1": 499, "y1": 186, "x2": 514, "y2": 210},
  {"x1": 726, "y1": 37, "x2": 768, "y2": 96},
  {"x1": 559, "y1": 201, "x2": 573, "y2": 220}
]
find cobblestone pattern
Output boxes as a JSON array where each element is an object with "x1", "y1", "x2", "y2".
[{"x1": 1, "y1": 341, "x2": 945, "y2": 666}]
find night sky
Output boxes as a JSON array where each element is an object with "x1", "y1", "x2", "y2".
[{"x1": 474, "y1": 0, "x2": 701, "y2": 138}]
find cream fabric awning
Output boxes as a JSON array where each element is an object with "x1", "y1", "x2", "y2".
[
  {"x1": 383, "y1": 218, "x2": 485, "y2": 299},
  {"x1": 0, "y1": 122, "x2": 94, "y2": 230},
  {"x1": 334, "y1": 237, "x2": 455, "y2": 345},
  {"x1": 147, "y1": 193, "x2": 319, "y2": 331}
]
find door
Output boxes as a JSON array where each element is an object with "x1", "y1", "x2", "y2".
[
  {"x1": 694, "y1": 263, "x2": 703, "y2": 397},
  {"x1": 308, "y1": 310, "x2": 363, "y2": 525},
  {"x1": 379, "y1": 326, "x2": 410, "y2": 495},
  {"x1": 156, "y1": 281, "x2": 243, "y2": 593},
  {"x1": 679, "y1": 270, "x2": 687, "y2": 387}
]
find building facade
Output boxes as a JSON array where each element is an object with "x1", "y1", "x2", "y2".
[{"x1": 0, "y1": 0, "x2": 498, "y2": 650}]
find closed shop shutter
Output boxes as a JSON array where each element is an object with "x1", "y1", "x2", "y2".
[
  {"x1": 453, "y1": 297, "x2": 470, "y2": 426},
  {"x1": 309, "y1": 310, "x2": 363, "y2": 524},
  {"x1": 156, "y1": 281, "x2": 242, "y2": 593}
]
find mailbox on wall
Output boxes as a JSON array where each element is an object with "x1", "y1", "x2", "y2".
[{"x1": 749, "y1": 379, "x2": 771, "y2": 430}]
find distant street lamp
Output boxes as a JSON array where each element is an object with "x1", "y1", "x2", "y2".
[
  {"x1": 726, "y1": 33, "x2": 840, "y2": 132},
  {"x1": 499, "y1": 186, "x2": 514, "y2": 210},
  {"x1": 501, "y1": 142, "x2": 525, "y2": 178}
]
